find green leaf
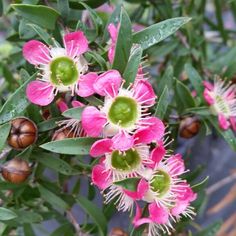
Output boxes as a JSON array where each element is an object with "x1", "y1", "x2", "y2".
[
  {"x1": 175, "y1": 79, "x2": 196, "y2": 114},
  {"x1": 38, "y1": 185, "x2": 69, "y2": 210},
  {"x1": 23, "y1": 224, "x2": 35, "y2": 236},
  {"x1": 12, "y1": 210, "x2": 43, "y2": 224},
  {"x1": 37, "y1": 153, "x2": 79, "y2": 175},
  {"x1": 11, "y1": 4, "x2": 60, "y2": 30},
  {"x1": 62, "y1": 107, "x2": 84, "y2": 120},
  {"x1": 133, "y1": 17, "x2": 191, "y2": 50},
  {"x1": 185, "y1": 63, "x2": 204, "y2": 95},
  {"x1": 50, "y1": 223, "x2": 74, "y2": 236},
  {"x1": 208, "y1": 117, "x2": 236, "y2": 151},
  {"x1": 76, "y1": 195, "x2": 107, "y2": 236},
  {"x1": 28, "y1": 23, "x2": 52, "y2": 45},
  {"x1": 38, "y1": 117, "x2": 62, "y2": 132},
  {"x1": 0, "y1": 73, "x2": 36, "y2": 124},
  {"x1": 154, "y1": 87, "x2": 169, "y2": 119},
  {"x1": 0, "y1": 122, "x2": 10, "y2": 152},
  {"x1": 157, "y1": 65, "x2": 173, "y2": 95},
  {"x1": 114, "y1": 178, "x2": 140, "y2": 192},
  {"x1": 40, "y1": 137, "x2": 98, "y2": 155},
  {"x1": 0, "y1": 208, "x2": 17, "y2": 221},
  {"x1": 57, "y1": 0, "x2": 69, "y2": 19},
  {"x1": 112, "y1": 7, "x2": 132, "y2": 74},
  {"x1": 69, "y1": 0, "x2": 108, "y2": 9},
  {"x1": 194, "y1": 222, "x2": 222, "y2": 236},
  {"x1": 184, "y1": 106, "x2": 210, "y2": 116},
  {"x1": 123, "y1": 44, "x2": 143, "y2": 86},
  {"x1": 85, "y1": 51, "x2": 107, "y2": 71}
]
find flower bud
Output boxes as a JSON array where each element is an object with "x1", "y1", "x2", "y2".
[
  {"x1": 52, "y1": 128, "x2": 75, "y2": 141},
  {"x1": 109, "y1": 227, "x2": 128, "y2": 236},
  {"x1": 179, "y1": 117, "x2": 201, "y2": 139},
  {"x1": 7, "y1": 117, "x2": 38, "y2": 150},
  {"x1": 1, "y1": 158, "x2": 31, "y2": 184}
]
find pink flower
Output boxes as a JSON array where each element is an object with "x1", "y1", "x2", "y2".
[
  {"x1": 23, "y1": 31, "x2": 97, "y2": 106},
  {"x1": 203, "y1": 78, "x2": 236, "y2": 131},
  {"x1": 92, "y1": 161, "x2": 148, "y2": 212},
  {"x1": 90, "y1": 132, "x2": 152, "y2": 182},
  {"x1": 81, "y1": 69, "x2": 158, "y2": 138}
]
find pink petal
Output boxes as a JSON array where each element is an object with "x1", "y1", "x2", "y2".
[
  {"x1": 90, "y1": 138, "x2": 113, "y2": 157},
  {"x1": 63, "y1": 31, "x2": 88, "y2": 57},
  {"x1": 134, "y1": 117, "x2": 165, "y2": 144},
  {"x1": 26, "y1": 81, "x2": 54, "y2": 106},
  {"x1": 23, "y1": 40, "x2": 50, "y2": 65},
  {"x1": 108, "y1": 23, "x2": 118, "y2": 42},
  {"x1": 93, "y1": 70, "x2": 122, "y2": 97},
  {"x1": 148, "y1": 142, "x2": 166, "y2": 168},
  {"x1": 92, "y1": 164, "x2": 111, "y2": 190},
  {"x1": 149, "y1": 203, "x2": 169, "y2": 224},
  {"x1": 133, "y1": 204, "x2": 152, "y2": 228},
  {"x1": 108, "y1": 44, "x2": 115, "y2": 64},
  {"x1": 77, "y1": 73, "x2": 98, "y2": 97},
  {"x1": 171, "y1": 200, "x2": 189, "y2": 217},
  {"x1": 81, "y1": 106, "x2": 107, "y2": 137},
  {"x1": 56, "y1": 99, "x2": 68, "y2": 113},
  {"x1": 176, "y1": 183, "x2": 197, "y2": 202},
  {"x1": 218, "y1": 113, "x2": 230, "y2": 130},
  {"x1": 230, "y1": 116, "x2": 236, "y2": 131},
  {"x1": 203, "y1": 81, "x2": 214, "y2": 91},
  {"x1": 124, "y1": 179, "x2": 149, "y2": 200},
  {"x1": 133, "y1": 79, "x2": 156, "y2": 105},
  {"x1": 203, "y1": 89, "x2": 215, "y2": 105},
  {"x1": 167, "y1": 154, "x2": 185, "y2": 176},
  {"x1": 72, "y1": 100, "x2": 84, "y2": 108},
  {"x1": 111, "y1": 131, "x2": 134, "y2": 151}
]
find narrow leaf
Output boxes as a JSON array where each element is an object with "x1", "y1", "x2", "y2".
[
  {"x1": 62, "y1": 107, "x2": 84, "y2": 120},
  {"x1": 154, "y1": 87, "x2": 169, "y2": 119},
  {"x1": 133, "y1": 17, "x2": 191, "y2": 50},
  {"x1": 40, "y1": 137, "x2": 98, "y2": 155},
  {"x1": 123, "y1": 44, "x2": 143, "y2": 86},
  {"x1": 112, "y1": 7, "x2": 132, "y2": 74},
  {"x1": 76, "y1": 195, "x2": 107, "y2": 236},
  {"x1": 11, "y1": 4, "x2": 60, "y2": 30},
  {"x1": 0, "y1": 122, "x2": 10, "y2": 151},
  {"x1": 0, "y1": 73, "x2": 36, "y2": 124}
]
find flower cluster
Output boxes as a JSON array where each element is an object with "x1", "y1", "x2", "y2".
[{"x1": 22, "y1": 24, "x2": 196, "y2": 236}]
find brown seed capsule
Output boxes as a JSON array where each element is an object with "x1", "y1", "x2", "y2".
[
  {"x1": 52, "y1": 128, "x2": 75, "y2": 141},
  {"x1": 1, "y1": 158, "x2": 31, "y2": 184},
  {"x1": 7, "y1": 117, "x2": 38, "y2": 150},
  {"x1": 109, "y1": 228, "x2": 128, "y2": 236},
  {"x1": 179, "y1": 117, "x2": 201, "y2": 139}
]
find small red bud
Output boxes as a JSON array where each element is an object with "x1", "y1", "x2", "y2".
[
  {"x1": 179, "y1": 117, "x2": 201, "y2": 139},
  {"x1": 109, "y1": 228, "x2": 128, "y2": 236}
]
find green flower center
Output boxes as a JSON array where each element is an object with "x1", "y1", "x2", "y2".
[
  {"x1": 50, "y1": 57, "x2": 78, "y2": 86},
  {"x1": 214, "y1": 95, "x2": 230, "y2": 115},
  {"x1": 108, "y1": 96, "x2": 138, "y2": 128},
  {"x1": 111, "y1": 149, "x2": 141, "y2": 171},
  {"x1": 150, "y1": 170, "x2": 171, "y2": 197}
]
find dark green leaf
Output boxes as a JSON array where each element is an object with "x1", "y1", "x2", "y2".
[
  {"x1": 57, "y1": 0, "x2": 69, "y2": 19},
  {"x1": 0, "y1": 73, "x2": 36, "y2": 124},
  {"x1": 23, "y1": 224, "x2": 35, "y2": 236},
  {"x1": 50, "y1": 223, "x2": 74, "y2": 236},
  {"x1": 76, "y1": 195, "x2": 107, "y2": 236},
  {"x1": 0, "y1": 208, "x2": 17, "y2": 221},
  {"x1": 112, "y1": 7, "x2": 132, "y2": 74},
  {"x1": 11, "y1": 4, "x2": 60, "y2": 30},
  {"x1": 38, "y1": 185, "x2": 69, "y2": 210},
  {"x1": 69, "y1": 0, "x2": 108, "y2": 10},
  {"x1": 37, "y1": 153, "x2": 79, "y2": 175},
  {"x1": 184, "y1": 106, "x2": 210, "y2": 116},
  {"x1": 123, "y1": 44, "x2": 143, "y2": 86},
  {"x1": 175, "y1": 79, "x2": 196, "y2": 114},
  {"x1": 157, "y1": 65, "x2": 173, "y2": 95},
  {"x1": 62, "y1": 107, "x2": 84, "y2": 120},
  {"x1": 114, "y1": 178, "x2": 140, "y2": 192},
  {"x1": 12, "y1": 210, "x2": 42, "y2": 224},
  {"x1": 0, "y1": 122, "x2": 10, "y2": 152},
  {"x1": 38, "y1": 117, "x2": 62, "y2": 132},
  {"x1": 40, "y1": 137, "x2": 98, "y2": 155},
  {"x1": 185, "y1": 63, "x2": 204, "y2": 95},
  {"x1": 133, "y1": 17, "x2": 191, "y2": 50},
  {"x1": 154, "y1": 87, "x2": 169, "y2": 119}
]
